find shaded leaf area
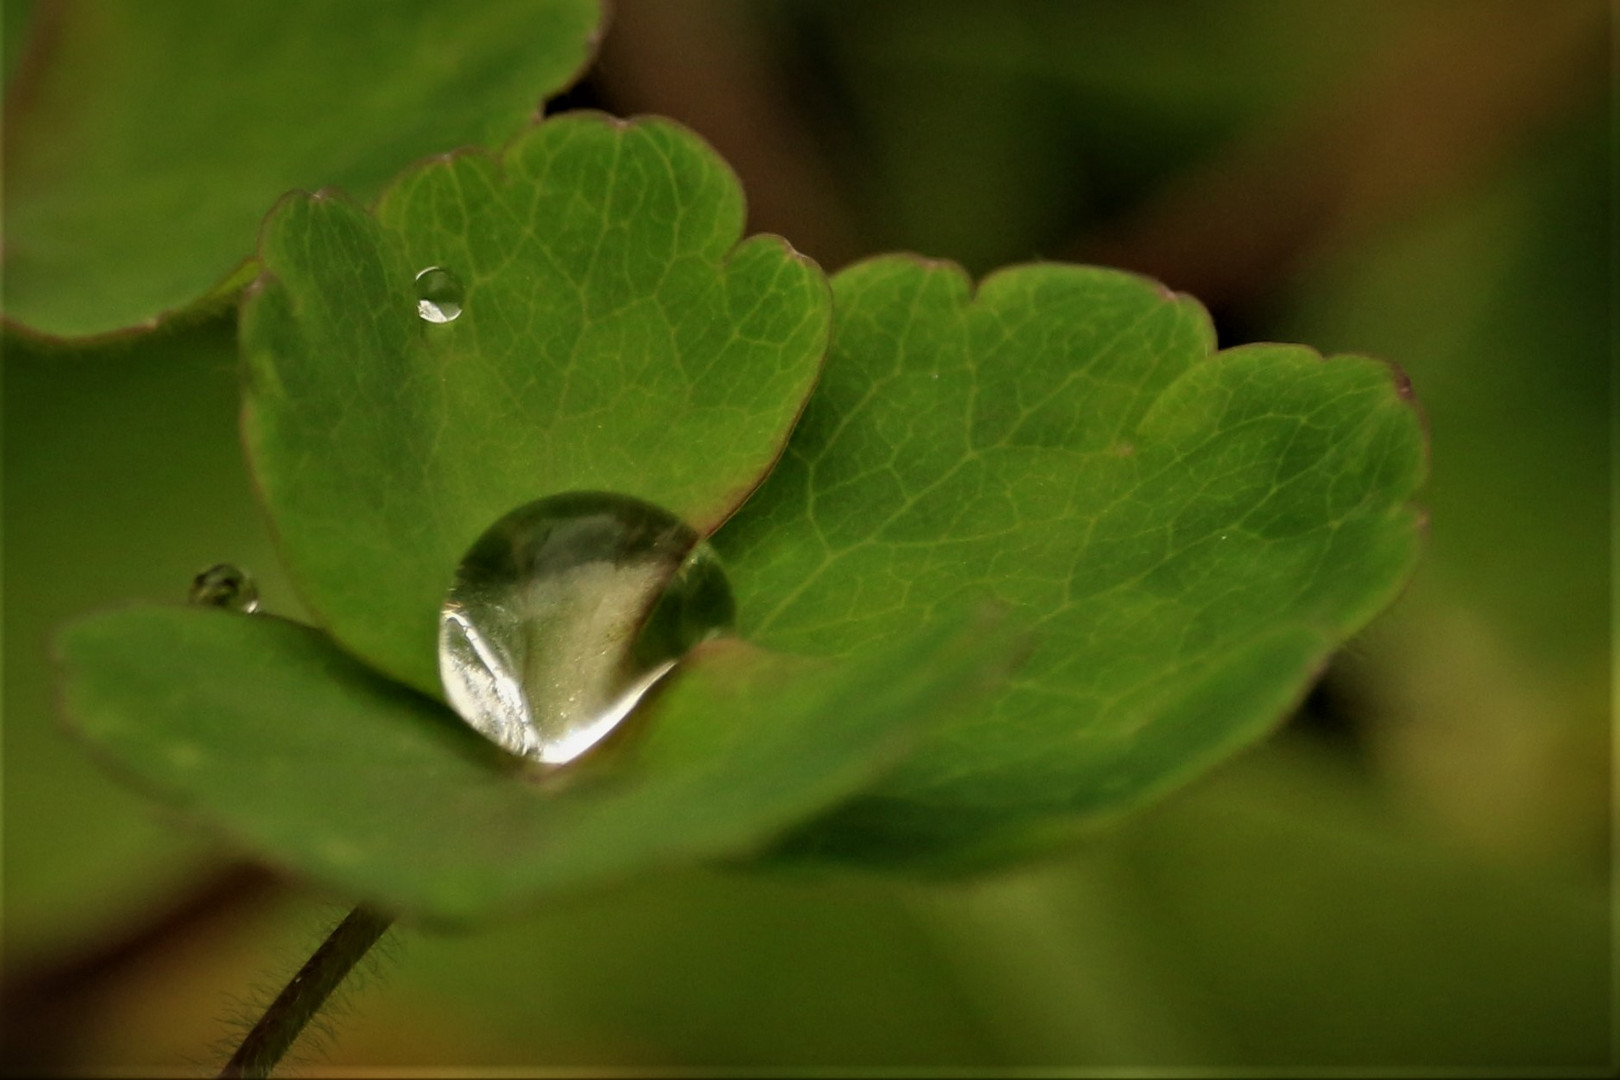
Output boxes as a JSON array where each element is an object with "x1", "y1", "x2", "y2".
[
  {"x1": 57, "y1": 606, "x2": 1013, "y2": 923},
  {"x1": 2, "y1": 0, "x2": 600, "y2": 339},
  {"x1": 715, "y1": 257, "x2": 1425, "y2": 864},
  {"x1": 242, "y1": 113, "x2": 830, "y2": 694}
]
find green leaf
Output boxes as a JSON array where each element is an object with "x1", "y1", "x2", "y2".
[
  {"x1": 56, "y1": 605, "x2": 1014, "y2": 923},
  {"x1": 713, "y1": 256, "x2": 1426, "y2": 864},
  {"x1": 241, "y1": 113, "x2": 830, "y2": 694},
  {"x1": 2, "y1": 0, "x2": 601, "y2": 340}
]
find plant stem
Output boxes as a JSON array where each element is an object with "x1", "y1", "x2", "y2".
[{"x1": 219, "y1": 904, "x2": 394, "y2": 1079}]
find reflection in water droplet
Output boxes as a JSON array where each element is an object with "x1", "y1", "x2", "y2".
[
  {"x1": 439, "y1": 492, "x2": 735, "y2": 765},
  {"x1": 414, "y1": 266, "x2": 463, "y2": 323},
  {"x1": 189, "y1": 563, "x2": 260, "y2": 613}
]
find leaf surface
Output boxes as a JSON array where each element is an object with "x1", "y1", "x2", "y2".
[
  {"x1": 57, "y1": 605, "x2": 1014, "y2": 923},
  {"x1": 713, "y1": 256, "x2": 1426, "y2": 864},
  {"x1": 3, "y1": 0, "x2": 600, "y2": 339},
  {"x1": 241, "y1": 113, "x2": 830, "y2": 693}
]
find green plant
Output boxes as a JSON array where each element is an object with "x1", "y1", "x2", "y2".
[{"x1": 8, "y1": 2, "x2": 1435, "y2": 1073}]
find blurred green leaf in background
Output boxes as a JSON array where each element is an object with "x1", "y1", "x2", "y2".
[
  {"x1": 4, "y1": 319, "x2": 291, "y2": 974},
  {"x1": 2, "y1": 0, "x2": 1610, "y2": 1073},
  {"x1": 3, "y1": 0, "x2": 600, "y2": 339},
  {"x1": 1285, "y1": 108, "x2": 1611, "y2": 873}
]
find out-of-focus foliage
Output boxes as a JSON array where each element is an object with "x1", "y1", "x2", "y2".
[
  {"x1": 760, "y1": 0, "x2": 1403, "y2": 272},
  {"x1": 41, "y1": 740, "x2": 1608, "y2": 1071},
  {"x1": 352, "y1": 741, "x2": 1604, "y2": 1070},
  {"x1": 2, "y1": 322, "x2": 291, "y2": 972},
  {"x1": 1284, "y1": 110, "x2": 1610, "y2": 868},
  {"x1": 1, "y1": 0, "x2": 36, "y2": 83},
  {"x1": 2, "y1": 0, "x2": 600, "y2": 339}
]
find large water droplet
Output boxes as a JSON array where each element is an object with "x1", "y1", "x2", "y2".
[
  {"x1": 438, "y1": 492, "x2": 734, "y2": 765},
  {"x1": 414, "y1": 266, "x2": 463, "y2": 323},
  {"x1": 189, "y1": 563, "x2": 260, "y2": 613}
]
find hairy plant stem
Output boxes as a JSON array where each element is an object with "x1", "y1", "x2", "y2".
[{"x1": 219, "y1": 904, "x2": 394, "y2": 1079}]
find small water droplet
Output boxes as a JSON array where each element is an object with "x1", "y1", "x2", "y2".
[
  {"x1": 438, "y1": 492, "x2": 735, "y2": 765},
  {"x1": 189, "y1": 563, "x2": 260, "y2": 613},
  {"x1": 415, "y1": 266, "x2": 463, "y2": 323}
]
